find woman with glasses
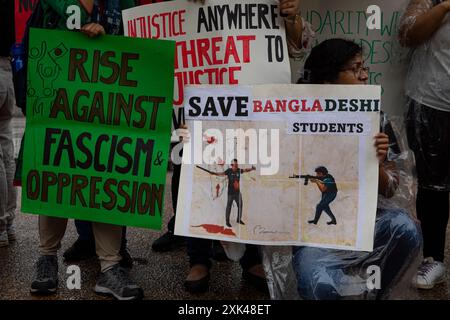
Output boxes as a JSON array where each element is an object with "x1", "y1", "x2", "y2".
[{"x1": 292, "y1": 38, "x2": 422, "y2": 299}]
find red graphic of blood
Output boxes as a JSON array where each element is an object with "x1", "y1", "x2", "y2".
[
  {"x1": 216, "y1": 184, "x2": 220, "y2": 197},
  {"x1": 191, "y1": 224, "x2": 236, "y2": 236},
  {"x1": 205, "y1": 136, "x2": 216, "y2": 144},
  {"x1": 221, "y1": 228, "x2": 236, "y2": 236}
]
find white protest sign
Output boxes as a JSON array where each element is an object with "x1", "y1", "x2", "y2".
[
  {"x1": 175, "y1": 84, "x2": 380, "y2": 251},
  {"x1": 122, "y1": 0, "x2": 291, "y2": 129}
]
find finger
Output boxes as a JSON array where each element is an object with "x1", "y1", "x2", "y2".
[
  {"x1": 82, "y1": 29, "x2": 95, "y2": 38},
  {"x1": 81, "y1": 23, "x2": 93, "y2": 31},
  {"x1": 281, "y1": 2, "x2": 295, "y2": 8},
  {"x1": 377, "y1": 147, "x2": 389, "y2": 152},
  {"x1": 83, "y1": 25, "x2": 97, "y2": 37},
  {"x1": 374, "y1": 137, "x2": 389, "y2": 144},
  {"x1": 373, "y1": 132, "x2": 388, "y2": 139},
  {"x1": 281, "y1": 1, "x2": 297, "y2": 10},
  {"x1": 85, "y1": 23, "x2": 96, "y2": 33},
  {"x1": 377, "y1": 147, "x2": 388, "y2": 153},
  {"x1": 97, "y1": 26, "x2": 105, "y2": 35},
  {"x1": 374, "y1": 140, "x2": 389, "y2": 146},
  {"x1": 373, "y1": 137, "x2": 388, "y2": 144},
  {"x1": 92, "y1": 25, "x2": 103, "y2": 36},
  {"x1": 281, "y1": 9, "x2": 298, "y2": 16}
]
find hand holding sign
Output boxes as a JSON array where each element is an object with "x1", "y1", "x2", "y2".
[
  {"x1": 81, "y1": 23, "x2": 106, "y2": 38},
  {"x1": 373, "y1": 132, "x2": 389, "y2": 164},
  {"x1": 280, "y1": 0, "x2": 300, "y2": 17}
]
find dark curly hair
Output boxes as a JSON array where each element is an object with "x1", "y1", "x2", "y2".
[
  {"x1": 297, "y1": 39, "x2": 362, "y2": 84},
  {"x1": 315, "y1": 166, "x2": 329, "y2": 175}
]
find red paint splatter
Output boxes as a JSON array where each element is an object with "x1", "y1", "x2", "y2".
[
  {"x1": 221, "y1": 228, "x2": 236, "y2": 236},
  {"x1": 204, "y1": 135, "x2": 216, "y2": 144},
  {"x1": 191, "y1": 224, "x2": 236, "y2": 236}
]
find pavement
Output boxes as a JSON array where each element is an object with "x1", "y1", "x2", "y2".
[{"x1": 0, "y1": 117, "x2": 449, "y2": 300}]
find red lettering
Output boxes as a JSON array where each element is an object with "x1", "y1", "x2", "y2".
[
  {"x1": 289, "y1": 100, "x2": 300, "y2": 112},
  {"x1": 224, "y1": 36, "x2": 239, "y2": 64},
  {"x1": 211, "y1": 37, "x2": 223, "y2": 65},
  {"x1": 237, "y1": 35, "x2": 256, "y2": 63},
  {"x1": 263, "y1": 100, "x2": 275, "y2": 112},
  {"x1": 312, "y1": 99, "x2": 323, "y2": 111},
  {"x1": 196, "y1": 38, "x2": 212, "y2": 67},
  {"x1": 275, "y1": 100, "x2": 287, "y2": 112},
  {"x1": 301, "y1": 99, "x2": 310, "y2": 112},
  {"x1": 253, "y1": 100, "x2": 263, "y2": 112}
]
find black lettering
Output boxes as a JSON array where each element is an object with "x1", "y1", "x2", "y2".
[
  {"x1": 134, "y1": 138, "x2": 154, "y2": 177},
  {"x1": 116, "y1": 137, "x2": 133, "y2": 174},
  {"x1": 43, "y1": 128, "x2": 61, "y2": 165},
  {"x1": 76, "y1": 132, "x2": 92, "y2": 169},
  {"x1": 26, "y1": 170, "x2": 40, "y2": 200},
  {"x1": 188, "y1": 97, "x2": 202, "y2": 117},
  {"x1": 103, "y1": 179, "x2": 117, "y2": 210},
  {"x1": 68, "y1": 48, "x2": 89, "y2": 82}
]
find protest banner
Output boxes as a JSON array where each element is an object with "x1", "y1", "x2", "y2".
[
  {"x1": 175, "y1": 84, "x2": 380, "y2": 251},
  {"x1": 296, "y1": 0, "x2": 410, "y2": 116},
  {"x1": 21, "y1": 28, "x2": 175, "y2": 230},
  {"x1": 122, "y1": 0, "x2": 292, "y2": 129},
  {"x1": 15, "y1": 0, "x2": 37, "y2": 43}
]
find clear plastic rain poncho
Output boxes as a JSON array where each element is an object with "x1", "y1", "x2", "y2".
[
  {"x1": 399, "y1": 0, "x2": 450, "y2": 114},
  {"x1": 260, "y1": 116, "x2": 422, "y2": 300},
  {"x1": 400, "y1": 0, "x2": 450, "y2": 192}
]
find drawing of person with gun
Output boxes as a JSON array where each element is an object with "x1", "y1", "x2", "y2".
[
  {"x1": 310, "y1": 166, "x2": 338, "y2": 225},
  {"x1": 292, "y1": 166, "x2": 338, "y2": 225},
  {"x1": 198, "y1": 159, "x2": 256, "y2": 228}
]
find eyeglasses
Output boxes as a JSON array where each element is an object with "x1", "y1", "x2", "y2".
[{"x1": 340, "y1": 65, "x2": 370, "y2": 78}]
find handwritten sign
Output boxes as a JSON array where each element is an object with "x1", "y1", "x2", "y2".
[
  {"x1": 21, "y1": 28, "x2": 175, "y2": 229},
  {"x1": 296, "y1": 0, "x2": 410, "y2": 116},
  {"x1": 122, "y1": 0, "x2": 292, "y2": 129},
  {"x1": 15, "y1": 0, "x2": 37, "y2": 43}
]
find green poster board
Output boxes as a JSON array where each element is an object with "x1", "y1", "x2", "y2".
[{"x1": 22, "y1": 28, "x2": 175, "y2": 230}]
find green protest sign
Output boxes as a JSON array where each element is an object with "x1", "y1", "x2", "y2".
[{"x1": 21, "y1": 28, "x2": 175, "y2": 230}]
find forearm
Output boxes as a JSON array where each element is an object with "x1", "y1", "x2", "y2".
[
  {"x1": 401, "y1": 2, "x2": 450, "y2": 47},
  {"x1": 315, "y1": 181, "x2": 326, "y2": 193},
  {"x1": 285, "y1": 15, "x2": 303, "y2": 49},
  {"x1": 79, "y1": 0, "x2": 94, "y2": 14},
  {"x1": 378, "y1": 162, "x2": 399, "y2": 198}
]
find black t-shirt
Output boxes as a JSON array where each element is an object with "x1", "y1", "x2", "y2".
[
  {"x1": 225, "y1": 168, "x2": 244, "y2": 195},
  {"x1": 322, "y1": 174, "x2": 338, "y2": 193},
  {"x1": 0, "y1": 0, "x2": 15, "y2": 57}
]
